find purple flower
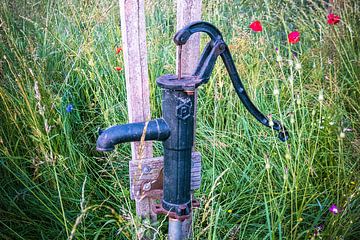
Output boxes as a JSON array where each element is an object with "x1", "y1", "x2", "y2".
[
  {"x1": 66, "y1": 104, "x2": 74, "y2": 113},
  {"x1": 329, "y1": 204, "x2": 339, "y2": 215},
  {"x1": 275, "y1": 47, "x2": 279, "y2": 52}
]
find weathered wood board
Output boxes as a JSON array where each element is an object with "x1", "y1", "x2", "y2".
[
  {"x1": 129, "y1": 152, "x2": 202, "y2": 200},
  {"x1": 119, "y1": 0, "x2": 154, "y2": 219}
]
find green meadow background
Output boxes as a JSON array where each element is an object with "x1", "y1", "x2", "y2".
[{"x1": 0, "y1": 0, "x2": 359, "y2": 239}]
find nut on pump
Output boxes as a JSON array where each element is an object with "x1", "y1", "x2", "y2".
[{"x1": 96, "y1": 21, "x2": 289, "y2": 222}]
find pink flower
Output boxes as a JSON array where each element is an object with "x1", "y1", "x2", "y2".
[
  {"x1": 288, "y1": 31, "x2": 300, "y2": 44},
  {"x1": 249, "y1": 21, "x2": 263, "y2": 32},
  {"x1": 327, "y1": 14, "x2": 341, "y2": 25},
  {"x1": 329, "y1": 204, "x2": 339, "y2": 215}
]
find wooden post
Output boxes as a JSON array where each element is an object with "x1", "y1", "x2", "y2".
[
  {"x1": 176, "y1": 0, "x2": 202, "y2": 238},
  {"x1": 119, "y1": 0, "x2": 156, "y2": 221},
  {"x1": 176, "y1": 0, "x2": 202, "y2": 76}
]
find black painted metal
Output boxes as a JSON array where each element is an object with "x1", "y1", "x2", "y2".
[
  {"x1": 175, "y1": 21, "x2": 289, "y2": 141},
  {"x1": 96, "y1": 118, "x2": 170, "y2": 152},
  {"x1": 96, "y1": 21, "x2": 289, "y2": 219},
  {"x1": 161, "y1": 87, "x2": 195, "y2": 215}
]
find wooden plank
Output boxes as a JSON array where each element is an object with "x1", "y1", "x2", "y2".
[
  {"x1": 176, "y1": 0, "x2": 202, "y2": 238},
  {"x1": 176, "y1": 0, "x2": 202, "y2": 76},
  {"x1": 119, "y1": 0, "x2": 154, "y2": 220}
]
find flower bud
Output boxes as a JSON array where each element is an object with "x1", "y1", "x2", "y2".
[
  {"x1": 273, "y1": 88, "x2": 280, "y2": 96},
  {"x1": 340, "y1": 132, "x2": 345, "y2": 139}
]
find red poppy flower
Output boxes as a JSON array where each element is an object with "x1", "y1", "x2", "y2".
[
  {"x1": 327, "y1": 14, "x2": 340, "y2": 25},
  {"x1": 116, "y1": 47, "x2": 122, "y2": 54},
  {"x1": 115, "y1": 67, "x2": 123, "y2": 71},
  {"x1": 288, "y1": 31, "x2": 300, "y2": 44},
  {"x1": 249, "y1": 20, "x2": 263, "y2": 32}
]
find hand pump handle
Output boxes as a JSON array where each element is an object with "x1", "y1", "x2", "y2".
[{"x1": 174, "y1": 21, "x2": 289, "y2": 141}]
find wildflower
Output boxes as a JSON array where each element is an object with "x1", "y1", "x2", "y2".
[
  {"x1": 288, "y1": 31, "x2": 300, "y2": 44},
  {"x1": 288, "y1": 60, "x2": 294, "y2": 67},
  {"x1": 115, "y1": 67, "x2": 123, "y2": 71},
  {"x1": 340, "y1": 132, "x2": 346, "y2": 139},
  {"x1": 265, "y1": 161, "x2": 270, "y2": 170},
  {"x1": 273, "y1": 88, "x2": 280, "y2": 96},
  {"x1": 275, "y1": 47, "x2": 279, "y2": 52},
  {"x1": 88, "y1": 59, "x2": 95, "y2": 67},
  {"x1": 227, "y1": 209, "x2": 233, "y2": 213},
  {"x1": 276, "y1": 55, "x2": 282, "y2": 62},
  {"x1": 116, "y1": 47, "x2": 122, "y2": 54},
  {"x1": 327, "y1": 14, "x2": 341, "y2": 25},
  {"x1": 318, "y1": 90, "x2": 324, "y2": 102},
  {"x1": 66, "y1": 104, "x2": 74, "y2": 113},
  {"x1": 295, "y1": 62, "x2": 302, "y2": 71},
  {"x1": 267, "y1": 114, "x2": 274, "y2": 127},
  {"x1": 249, "y1": 20, "x2": 263, "y2": 32},
  {"x1": 329, "y1": 204, "x2": 339, "y2": 215},
  {"x1": 288, "y1": 76, "x2": 294, "y2": 84}
]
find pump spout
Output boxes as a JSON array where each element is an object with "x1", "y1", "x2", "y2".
[{"x1": 96, "y1": 118, "x2": 171, "y2": 152}]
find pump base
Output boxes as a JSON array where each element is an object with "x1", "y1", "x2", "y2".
[{"x1": 152, "y1": 199, "x2": 200, "y2": 221}]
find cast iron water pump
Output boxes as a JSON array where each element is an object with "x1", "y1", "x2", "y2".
[{"x1": 96, "y1": 21, "x2": 288, "y2": 234}]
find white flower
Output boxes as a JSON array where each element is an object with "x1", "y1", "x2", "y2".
[
  {"x1": 269, "y1": 120, "x2": 274, "y2": 127},
  {"x1": 288, "y1": 76, "x2": 294, "y2": 84},
  {"x1": 276, "y1": 55, "x2": 282, "y2": 62},
  {"x1": 295, "y1": 62, "x2": 302, "y2": 71},
  {"x1": 318, "y1": 90, "x2": 324, "y2": 102},
  {"x1": 273, "y1": 88, "x2": 280, "y2": 96},
  {"x1": 88, "y1": 59, "x2": 95, "y2": 67},
  {"x1": 265, "y1": 162, "x2": 270, "y2": 170},
  {"x1": 340, "y1": 132, "x2": 346, "y2": 139}
]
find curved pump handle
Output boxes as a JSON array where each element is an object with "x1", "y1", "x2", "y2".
[
  {"x1": 174, "y1": 21, "x2": 223, "y2": 44},
  {"x1": 174, "y1": 21, "x2": 289, "y2": 142}
]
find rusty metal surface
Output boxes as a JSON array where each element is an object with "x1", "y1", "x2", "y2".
[
  {"x1": 129, "y1": 152, "x2": 202, "y2": 200},
  {"x1": 152, "y1": 199, "x2": 200, "y2": 221}
]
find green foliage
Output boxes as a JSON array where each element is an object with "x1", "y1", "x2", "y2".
[{"x1": 0, "y1": 0, "x2": 359, "y2": 239}]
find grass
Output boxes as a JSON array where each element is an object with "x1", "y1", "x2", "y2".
[{"x1": 0, "y1": 0, "x2": 359, "y2": 239}]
